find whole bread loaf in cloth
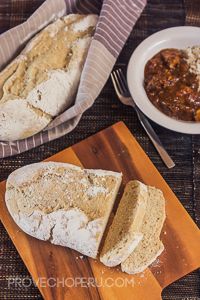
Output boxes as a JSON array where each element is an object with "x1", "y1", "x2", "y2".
[{"x1": 0, "y1": 14, "x2": 98, "y2": 141}]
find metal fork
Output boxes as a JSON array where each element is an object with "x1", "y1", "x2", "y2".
[{"x1": 111, "y1": 69, "x2": 175, "y2": 169}]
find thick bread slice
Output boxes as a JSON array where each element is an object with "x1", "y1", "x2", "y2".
[
  {"x1": 5, "y1": 162, "x2": 122, "y2": 258},
  {"x1": 100, "y1": 180, "x2": 148, "y2": 267},
  {"x1": 121, "y1": 186, "x2": 166, "y2": 274},
  {"x1": 0, "y1": 14, "x2": 98, "y2": 141}
]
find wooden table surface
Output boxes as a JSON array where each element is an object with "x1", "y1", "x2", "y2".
[{"x1": 0, "y1": 0, "x2": 199, "y2": 299}]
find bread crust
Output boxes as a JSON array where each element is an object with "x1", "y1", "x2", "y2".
[
  {"x1": 5, "y1": 161, "x2": 122, "y2": 258},
  {"x1": 0, "y1": 14, "x2": 98, "y2": 141}
]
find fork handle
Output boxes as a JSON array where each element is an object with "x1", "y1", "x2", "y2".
[{"x1": 135, "y1": 107, "x2": 175, "y2": 169}]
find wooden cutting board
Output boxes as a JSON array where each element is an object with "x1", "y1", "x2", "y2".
[{"x1": 0, "y1": 122, "x2": 200, "y2": 300}]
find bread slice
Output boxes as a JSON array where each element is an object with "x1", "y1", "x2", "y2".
[
  {"x1": 121, "y1": 186, "x2": 166, "y2": 274},
  {"x1": 5, "y1": 162, "x2": 122, "y2": 258},
  {"x1": 0, "y1": 14, "x2": 98, "y2": 141},
  {"x1": 100, "y1": 180, "x2": 148, "y2": 267}
]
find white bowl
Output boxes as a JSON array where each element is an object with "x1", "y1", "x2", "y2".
[{"x1": 127, "y1": 26, "x2": 200, "y2": 134}]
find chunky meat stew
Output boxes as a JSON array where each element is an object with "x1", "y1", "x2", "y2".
[{"x1": 144, "y1": 49, "x2": 200, "y2": 122}]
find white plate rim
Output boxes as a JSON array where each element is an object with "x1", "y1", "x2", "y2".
[{"x1": 127, "y1": 26, "x2": 200, "y2": 134}]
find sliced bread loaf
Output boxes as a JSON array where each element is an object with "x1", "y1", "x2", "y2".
[
  {"x1": 5, "y1": 162, "x2": 122, "y2": 258},
  {"x1": 100, "y1": 180, "x2": 148, "y2": 267},
  {"x1": 121, "y1": 186, "x2": 166, "y2": 274}
]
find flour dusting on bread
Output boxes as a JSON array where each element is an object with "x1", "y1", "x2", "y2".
[
  {"x1": 5, "y1": 162, "x2": 122, "y2": 258},
  {"x1": 5, "y1": 161, "x2": 166, "y2": 267},
  {"x1": 15, "y1": 208, "x2": 103, "y2": 257},
  {"x1": 0, "y1": 14, "x2": 98, "y2": 141}
]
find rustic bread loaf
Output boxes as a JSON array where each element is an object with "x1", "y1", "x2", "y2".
[
  {"x1": 5, "y1": 162, "x2": 122, "y2": 258},
  {"x1": 0, "y1": 14, "x2": 98, "y2": 141},
  {"x1": 121, "y1": 186, "x2": 166, "y2": 274},
  {"x1": 100, "y1": 180, "x2": 148, "y2": 267}
]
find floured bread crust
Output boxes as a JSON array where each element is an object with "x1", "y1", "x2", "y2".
[
  {"x1": 0, "y1": 14, "x2": 98, "y2": 141},
  {"x1": 0, "y1": 100, "x2": 51, "y2": 141},
  {"x1": 5, "y1": 162, "x2": 122, "y2": 258}
]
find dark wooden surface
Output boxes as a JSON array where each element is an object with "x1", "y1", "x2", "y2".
[{"x1": 0, "y1": 0, "x2": 200, "y2": 299}]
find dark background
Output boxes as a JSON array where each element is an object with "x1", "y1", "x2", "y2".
[{"x1": 0, "y1": 0, "x2": 200, "y2": 299}]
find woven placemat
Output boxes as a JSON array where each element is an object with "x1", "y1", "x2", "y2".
[
  {"x1": 185, "y1": 0, "x2": 200, "y2": 26},
  {"x1": 0, "y1": 0, "x2": 200, "y2": 299}
]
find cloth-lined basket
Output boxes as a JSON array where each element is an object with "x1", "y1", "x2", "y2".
[{"x1": 0, "y1": 0, "x2": 146, "y2": 158}]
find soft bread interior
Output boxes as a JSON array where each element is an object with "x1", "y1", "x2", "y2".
[
  {"x1": 100, "y1": 180, "x2": 148, "y2": 267},
  {"x1": 121, "y1": 186, "x2": 166, "y2": 274}
]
